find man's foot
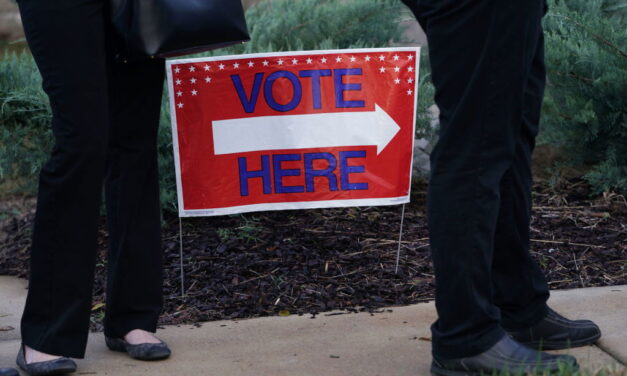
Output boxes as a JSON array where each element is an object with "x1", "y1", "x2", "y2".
[
  {"x1": 507, "y1": 307, "x2": 601, "y2": 350},
  {"x1": 105, "y1": 329, "x2": 171, "y2": 361},
  {"x1": 430, "y1": 335, "x2": 578, "y2": 376}
]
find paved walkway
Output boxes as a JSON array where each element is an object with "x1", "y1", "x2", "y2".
[{"x1": 0, "y1": 276, "x2": 625, "y2": 375}]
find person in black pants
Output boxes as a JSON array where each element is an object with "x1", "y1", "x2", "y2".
[
  {"x1": 401, "y1": 0, "x2": 601, "y2": 374},
  {"x1": 15, "y1": 0, "x2": 171, "y2": 374}
]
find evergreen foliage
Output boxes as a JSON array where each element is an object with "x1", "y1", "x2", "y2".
[
  {"x1": 0, "y1": 52, "x2": 52, "y2": 194},
  {"x1": 242, "y1": 0, "x2": 406, "y2": 52},
  {"x1": 541, "y1": 0, "x2": 626, "y2": 195}
]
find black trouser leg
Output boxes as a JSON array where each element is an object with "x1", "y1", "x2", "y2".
[
  {"x1": 18, "y1": 0, "x2": 110, "y2": 358},
  {"x1": 408, "y1": 0, "x2": 546, "y2": 359},
  {"x1": 493, "y1": 33, "x2": 550, "y2": 331},
  {"x1": 18, "y1": 0, "x2": 165, "y2": 358},
  {"x1": 103, "y1": 58, "x2": 165, "y2": 339}
]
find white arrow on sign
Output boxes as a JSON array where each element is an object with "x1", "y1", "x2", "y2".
[{"x1": 212, "y1": 104, "x2": 401, "y2": 156}]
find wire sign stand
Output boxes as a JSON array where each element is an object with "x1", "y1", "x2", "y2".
[
  {"x1": 179, "y1": 217, "x2": 185, "y2": 298},
  {"x1": 395, "y1": 203, "x2": 407, "y2": 275}
]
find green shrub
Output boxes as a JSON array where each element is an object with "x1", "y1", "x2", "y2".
[
  {"x1": 541, "y1": 0, "x2": 627, "y2": 195},
  {"x1": 0, "y1": 52, "x2": 52, "y2": 194},
  {"x1": 415, "y1": 60, "x2": 436, "y2": 141}
]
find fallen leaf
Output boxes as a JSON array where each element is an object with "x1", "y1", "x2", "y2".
[
  {"x1": 589, "y1": 212, "x2": 611, "y2": 218},
  {"x1": 91, "y1": 303, "x2": 105, "y2": 311}
]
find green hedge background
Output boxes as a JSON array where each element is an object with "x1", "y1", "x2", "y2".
[
  {"x1": 0, "y1": 0, "x2": 625, "y2": 214},
  {"x1": 541, "y1": 0, "x2": 626, "y2": 195}
]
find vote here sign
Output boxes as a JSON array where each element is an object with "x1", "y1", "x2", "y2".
[{"x1": 166, "y1": 47, "x2": 420, "y2": 217}]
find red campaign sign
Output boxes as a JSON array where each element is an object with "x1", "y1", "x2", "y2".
[{"x1": 166, "y1": 47, "x2": 421, "y2": 217}]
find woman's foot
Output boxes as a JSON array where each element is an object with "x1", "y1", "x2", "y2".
[
  {"x1": 24, "y1": 346, "x2": 62, "y2": 364},
  {"x1": 16, "y1": 344, "x2": 77, "y2": 375},
  {"x1": 105, "y1": 329, "x2": 171, "y2": 361},
  {"x1": 124, "y1": 329, "x2": 162, "y2": 345}
]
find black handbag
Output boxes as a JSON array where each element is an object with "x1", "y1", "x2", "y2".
[{"x1": 110, "y1": 0, "x2": 250, "y2": 61}]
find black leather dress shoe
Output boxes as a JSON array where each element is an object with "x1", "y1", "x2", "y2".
[
  {"x1": 507, "y1": 307, "x2": 601, "y2": 350},
  {"x1": 0, "y1": 368, "x2": 18, "y2": 376},
  {"x1": 105, "y1": 336, "x2": 171, "y2": 361},
  {"x1": 430, "y1": 334, "x2": 578, "y2": 376},
  {"x1": 16, "y1": 344, "x2": 77, "y2": 376}
]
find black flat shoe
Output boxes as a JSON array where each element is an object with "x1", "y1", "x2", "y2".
[
  {"x1": 0, "y1": 368, "x2": 18, "y2": 376},
  {"x1": 105, "y1": 336, "x2": 171, "y2": 361},
  {"x1": 430, "y1": 334, "x2": 578, "y2": 376},
  {"x1": 507, "y1": 307, "x2": 602, "y2": 350},
  {"x1": 16, "y1": 344, "x2": 77, "y2": 376}
]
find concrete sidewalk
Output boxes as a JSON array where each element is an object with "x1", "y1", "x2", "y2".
[{"x1": 1, "y1": 277, "x2": 625, "y2": 375}]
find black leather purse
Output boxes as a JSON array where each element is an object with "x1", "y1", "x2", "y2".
[{"x1": 110, "y1": 0, "x2": 250, "y2": 61}]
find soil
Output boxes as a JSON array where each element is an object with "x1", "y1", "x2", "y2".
[{"x1": 0, "y1": 178, "x2": 625, "y2": 331}]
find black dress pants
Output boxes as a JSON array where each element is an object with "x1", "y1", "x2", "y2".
[
  {"x1": 17, "y1": 0, "x2": 165, "y2": 358},
  {"x1": 403, "y1": 0, "x2": 551, "y2": 358}
]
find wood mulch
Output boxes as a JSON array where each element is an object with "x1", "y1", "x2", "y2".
[{"x1": 0, "y1": 178, "x2": 625, "y2": 331}]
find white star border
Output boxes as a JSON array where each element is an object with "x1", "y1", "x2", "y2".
[{"x1": 166, "y1": 47, "x2": 421, "y2": 111}]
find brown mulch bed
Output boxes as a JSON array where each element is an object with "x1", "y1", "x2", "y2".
[{"x1": 1, "y1": 178, "x2": 625, "y2": 331}]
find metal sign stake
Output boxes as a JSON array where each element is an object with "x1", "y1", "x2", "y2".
[
  {"x1": 395, "y1": 203, "x2": 406, "y2": 275},
  {"x1": 179, "y1": 216, "x2": 185, "y2": 297}
]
